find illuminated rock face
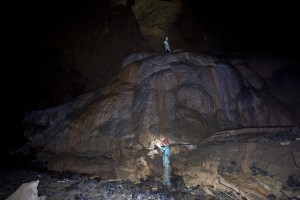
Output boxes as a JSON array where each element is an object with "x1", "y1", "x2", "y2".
[
  {"x1": 23, "y1": 52, "x2": 297, "y2": 193},
  {"x1": 24, "y1": 52, "x2": 295, "y2": 153}
]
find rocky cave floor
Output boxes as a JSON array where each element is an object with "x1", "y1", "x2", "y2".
[
  {"x1": 1, "y1": 126, "x2": 300, "y2": 200},
  {"x1": 0, "y1": 161, "x2": 230, "y2": 200}
]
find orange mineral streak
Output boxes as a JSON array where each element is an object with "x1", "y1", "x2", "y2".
[
  {"x1": 156, "y1": 72, "x2": 166, "y2": 137},
  {"x1": 155, "y1": 68, "x2": 178, "y2": 137},
  {"x1": 208, "y1": 65, "x2": 221, "y2": 110},
  {"x1": 119, "y1": 62, "x2": 139, "y2": 84}
]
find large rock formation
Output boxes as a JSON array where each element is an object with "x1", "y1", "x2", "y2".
[
  {"x1": 15, "y1": 1, "x2": 300, "y2": 153},
  {"x1": 6, "y1": 180, "x2": 46, "y2": 200},
  {"x1": 23, "y1": 52, "x2": 299, "y2": 199}
]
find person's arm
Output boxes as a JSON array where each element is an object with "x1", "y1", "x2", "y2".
[
  {"x1": 156, "y1": 143, "x2": 165, "y2": 153},
  {"x1": 165, "y1": 42, "x2": 171, "y2": 52}
]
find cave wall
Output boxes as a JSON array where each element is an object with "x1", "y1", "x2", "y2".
[{"x1": 19, "y1": 0, "x2": 227, "y2": 112}]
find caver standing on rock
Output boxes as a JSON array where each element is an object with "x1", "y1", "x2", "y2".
[
  {"x1": 163, "y1": 37, "x2": 171, "y2": 53},
  {"x1": 156, "y1": 137, "x2": 172, "y2": 186}
]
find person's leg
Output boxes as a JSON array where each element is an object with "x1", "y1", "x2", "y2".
[
  {"x1": 165, "y1": 164, "x2": 171, "y2": 186},
  {"x1": 163, "y1": 157, "x2": 171, "y2": 186}
]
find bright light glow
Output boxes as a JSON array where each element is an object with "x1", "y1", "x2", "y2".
[{"x1": 156, "y1": 142, "x2": 161, "y2": 148}]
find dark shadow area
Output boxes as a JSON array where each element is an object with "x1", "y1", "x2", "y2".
[
  {"x1": 182, "y1": 0, "x2": 300, "y2": 57},
  {"x1": 5, "y1": 0, "x2": 147, "y2": 154}
]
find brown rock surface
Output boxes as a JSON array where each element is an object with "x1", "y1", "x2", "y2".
[{"x1": 23, "y1": 52, "x2": 299, "y2": 198}]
